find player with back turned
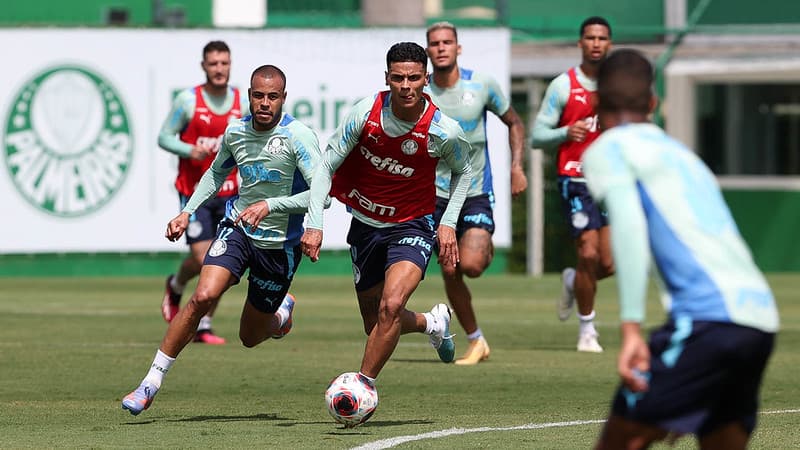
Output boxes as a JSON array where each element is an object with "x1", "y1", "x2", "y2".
[{"x1": 583, "y1": 49, "x2": 779, "y2": 450}]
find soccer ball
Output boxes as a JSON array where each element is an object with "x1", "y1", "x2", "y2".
[{"x1": 324, "y1": 372, "x2": 378, "y2": 428}]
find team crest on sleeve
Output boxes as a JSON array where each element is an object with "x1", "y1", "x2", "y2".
[
  {"x1": 208, "y1": 238, "x2": 228, "y2": 257},
  {"x1": 400, "y1": 139, "x2": 418, "y2": 155},
  {"x1": 266, "y1": 136, "x2": 288, "y2": 155},
  {"x1": 352, "y1": 263, "x2": 361, "y2": 284},
  {"x1": 427, "y1": 135, "x2": 437, "y2": 153}
]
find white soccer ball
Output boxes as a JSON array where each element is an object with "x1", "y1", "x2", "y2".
[{"x1": 324, "y1": 372, "x2": 379, "y2": 428}]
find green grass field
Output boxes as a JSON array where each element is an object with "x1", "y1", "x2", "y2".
[{"x1": 0, "y1": 274, "x2": 797, "y2": 449}]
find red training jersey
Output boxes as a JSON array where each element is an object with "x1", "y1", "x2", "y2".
[
  {"x1": 556, "y1": 68, "x2": 600, "y2": 177},
  {"x1": 330, "y1": 91, "x2": 439, "y2": 223},
  {"x1": 175, "y1": 85, "x2": 241, "y2": 197}
]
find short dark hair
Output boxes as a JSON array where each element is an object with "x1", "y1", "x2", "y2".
[
  {"x1": 580, "y1": 16, "x2": 612, "y2": 38},
  {"x1": 596, "y1": 49, "x2": 653, "y2": 115},
  {"x1": 250, "y1": 64, "x2": 287, "y2": 90},
  {"x1": 203, "y1": 40, "x2": 230, "y2": 58},
  {"x1": 386, "y1": 42, "x2": 427, "y2": 70}
]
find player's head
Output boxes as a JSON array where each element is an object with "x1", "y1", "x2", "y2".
[
  {"x1": 248, "y1": 65, "x2": 287, "y2": 131},
  {"x1": 426, "y1": 22, "x2": 461, "y2": 72},
  {"x1": 596, "y1": 49, "x2": 655, "y2": 130},
  {"x1": 385, "y1": 42, "x2": 429, "y2": 119},
  {"x1": 578, "y1": 16, "x2": 612, "y2": 65},
  {"x1": 201, "y1": 40, "x2": 232, "y2": 89}
]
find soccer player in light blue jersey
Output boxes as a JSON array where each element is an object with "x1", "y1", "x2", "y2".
[
  {"x1": 584, "y1": 49, "x2": 779, "y2": 449},
  {"x1": 122, "y1": 65, "x2": 322, "y2": 416},
  {"x1": 301, "y1": 43, "x2": 472, "y2": 413},
  {"x1": 425, "y1": 22, "x2": 528, "y2": 365}
]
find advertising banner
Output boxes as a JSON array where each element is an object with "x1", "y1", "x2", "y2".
[{"x1": 1, "y1": 28, "x2": 511, "y2": 253}]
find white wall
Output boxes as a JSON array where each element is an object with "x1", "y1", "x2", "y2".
[{"x1": 0, "y1": 28, "x2": 512, "y2": 253}]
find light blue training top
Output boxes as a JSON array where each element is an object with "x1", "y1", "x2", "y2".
[
  {"x1": 426, "y1": 68, "x2": 509, "y2": 198},
  {"x1": 583, "y1": 123, "x2": 779, "y2": 333},
  {"x1": 183, "y1": 113, "x2": 321, "y2": 249}
]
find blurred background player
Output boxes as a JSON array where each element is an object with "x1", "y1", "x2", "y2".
[
  {"x1": 425, "y1": 22, "x2": 527, "y2": 365},
  {"x1": 157, "y1": 40, "x2": 248, "y2": 344},
  {"x1": 585, "y1": 48, "x2": 779, "y2": 450},
  {"x1": 531, "y1": 16, "x2": 614, "y2": 353},
  {"x1": 300, "y1": 42, "x2": 472, "y2": 397},
  {"x1": 123, "y1": 65, "x2": 321, "y2": 416}
]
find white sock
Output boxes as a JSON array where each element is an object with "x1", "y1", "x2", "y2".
[
  {"x1": 564, "y1": 268, "x2": 576, "y2": 289},
  {"x1": 276, "y1": 295, "x2": 292, "y2": 327},
  {"x1": 467, "y1": 329, "x2": 483, "y2": 341},
  {"x1": 169, "y1": 276, "x2": 185, "y2": 294},
  {"x1": 423, "y1": 312, "x2": 436, "y2": 335},
  {"x1": 358, "y1": 372, "x2": 376, "y2": 387},
  {"x1": 578, "y1": 311, "x2": 597, "y2": 336},
  {"x1": 144, "y1": 350, "x2": 175, "y2": 389},
  {"x1": 197, "y1": 315, "x2": 212, "y2": 331}
]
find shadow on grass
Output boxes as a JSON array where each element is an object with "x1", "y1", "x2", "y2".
[
  {"x1": 322, "y1": 418, "x2": 435, "y2": 434},
  {"x1": 123, "y1": 413, "x2": 288, "y2": 424}
]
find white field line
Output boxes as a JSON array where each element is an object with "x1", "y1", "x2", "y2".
[{"x1": 351, "y1": 409, "x2": 800, "y2": 450}]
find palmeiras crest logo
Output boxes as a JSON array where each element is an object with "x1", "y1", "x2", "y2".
[{"x1": 3, "y1": 65, "x2": 133, "y2": 217}]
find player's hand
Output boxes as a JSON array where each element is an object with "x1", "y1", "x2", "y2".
[
  {"x1": 301, "y1": 228, "x2": 323, "y2": 262},
  {"x1": 436, "y1": 225, "x2": 459, "y2": 268},
  {"x1": 510, "y1": 165, "x2": 528, "y2": 198},
  {"x1": 165, "y1": 212, "x2": 190, "y2": 242},
  {"x1": 188, "y1": 145, "x2": 210, "y2": 161},
  {"x1": 567, "y1": 121, "x2": 589, "y2": 143},
  {"x1": 234, "y1": 200, "x2": 269, "y2": 232},
  {"x1": 618, "y1": 322, "x2": 651, "y2": 393}
]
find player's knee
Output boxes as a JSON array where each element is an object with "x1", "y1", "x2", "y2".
[
  {"x1": 460, "y1": 260, "x2": 488, "y2": 278},
  {"x1": 577, "y1": 246, "x2": 600, "y2": 267},
  {"x1": 377, "y1": 301, "x2": 403, "y2": 324},
  {"x1": 189, "y1": 289, "x2": 218, "y2": 312}
]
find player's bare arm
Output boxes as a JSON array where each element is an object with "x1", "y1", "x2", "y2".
[
  {"x1": 500, "y1": 108, "x2": 528, "y2": 198},
  {"x1": 436, "y1": 224, "x2": 459, "y2": 267},
  {"x1": 233, "y1": 200, "x2": 270, "y2": 231},
  {"x1": 165, "y1": 212, "x2": 190, "y2": 242},
  {"x1": 301, "y1": 228, "x2": 323, "y2": 262}
]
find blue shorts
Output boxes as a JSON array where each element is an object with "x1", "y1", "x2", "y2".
[
  {"x1": 346, "y1": 216, "x2": 436, "y2": 292},
  {"x1": 558, "y1": 177, "x2": 608, "y2": 238},
  {"x1": 204, "y1": 220, "x2": 301, "y2": 314},
  {"x1": 434, "y1": 194, "x2": 495, "y2": 239},
  {"x1": 179, "y1": 194, "x2": 235, "y2": 245},
  {"x1": 611, "y1": 318, "x2": 775, "y2": 437}
]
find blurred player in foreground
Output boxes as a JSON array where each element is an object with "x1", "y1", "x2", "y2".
[
  {"x1": 425, "y1": 21, "x2": 527, "y2": 365},
  {"x1": 123, "y1": 65, "x2": 321, "y2": 416},
  {"x1": 300, "y1": 42, "x2": 472, "y2": 399},
  {"x1": 531, "y1": 16, "x2": 615, "y2": 353},
  {"x1": 158, "y1": 40, "x2": 247, "y2": 344},
  {"x1": 583, "y1": 49, "x2": 779, "y2": 450}
]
